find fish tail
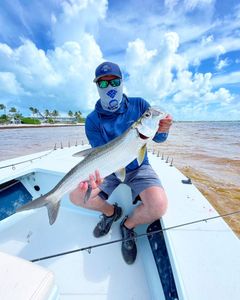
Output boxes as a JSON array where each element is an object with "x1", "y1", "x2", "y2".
[{"x1": 16, "y1": 193, "x2": 61, "y2": 225}]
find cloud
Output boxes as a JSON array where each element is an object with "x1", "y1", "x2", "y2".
[
  {"x1": 125, "y1": 33, "x2": 186, "y2": 99},
  {"x1": 123, "y1": 33, "x2": 238, "y2": 120},
  {"x1": 0, "y1": 0, "x2": 107, "y2": 114},
  {"x1": 0, "y1": 72, "x2": 26, "y2": 96},
  {"x1": 52, "y1": 0, "x2": 108, "y2": 46},
  {"x1": 216, "y1": 58, "x2": 230, "y2": 70},
  {"x1": 212, "y1": 71, "x2": 240, "y2": 86},
  {"x1": 165, "y1": 0, "x2": 215, "y2": 11},
  {"x1": 0, "y1": 0, "x2": 239, "y2": 121},
  {"x1": 0, "y1": 37, "x2": 103, "y2": 113}
]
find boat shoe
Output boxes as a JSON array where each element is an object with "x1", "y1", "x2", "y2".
[
  {"x1": 93, "y1": 203, "x2": 122, "y2": 238},
  {"x1": 120, "y1": 217, "x2": 137, "y2": 265}
]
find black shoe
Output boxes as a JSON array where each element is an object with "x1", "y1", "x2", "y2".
[
  {"x1": 120, "y1": 217, "x2": 137, "y2": 265},
  {"x1": 93, "y1": 203, "x2": 122, "y2": 238}
]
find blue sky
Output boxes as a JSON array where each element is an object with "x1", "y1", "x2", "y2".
[{"x1": 0, "y1": 0, "x2": 239, "y2": 120}]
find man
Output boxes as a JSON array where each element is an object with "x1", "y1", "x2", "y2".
[{"x1": 70, "y1": 62, "x2": 172, "y2": 264}]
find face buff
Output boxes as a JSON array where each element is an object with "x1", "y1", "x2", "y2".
[{"x1": 97, "y1": 82, "x2": 123, "y2": 112}]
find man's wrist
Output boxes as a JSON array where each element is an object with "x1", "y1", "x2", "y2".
[{"x1": 153, "y1": 132, "x2": 168, "y2": 143}]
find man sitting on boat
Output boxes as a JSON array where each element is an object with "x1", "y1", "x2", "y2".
[{"x1": 70, "y1": 62, "x2": 172, "y2": 264}]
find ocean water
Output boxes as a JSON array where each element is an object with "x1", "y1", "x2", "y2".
[{"x1": 0, "y1": 122, "x2": 239, "y2": 236}]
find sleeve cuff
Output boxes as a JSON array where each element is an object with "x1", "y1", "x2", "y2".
[{"x1": 153, "y1": 132, "x2": 168, "y2": 143}]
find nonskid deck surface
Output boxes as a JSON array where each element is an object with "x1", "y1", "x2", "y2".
[{"x1": 0, "y1": 206, "x2": 153, "y2": 300}]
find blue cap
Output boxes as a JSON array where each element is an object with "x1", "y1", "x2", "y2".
[{"x1": 93, "y1": 62, "x2": 122, "y2": 82}]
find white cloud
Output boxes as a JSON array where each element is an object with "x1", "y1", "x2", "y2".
[
  {"x1": 125, "y1": 33, "x2": 187, "y2": 100},
  {"x1": 216, "y1": 58, "x2": 230, "y2": 70},
  {"x1": 212, "y1": 71, "x2": 240, "y2": 86},
  {"x1": 0, "y1": 0, "x2": 239, "y2": 121},
  {"x1": 53, "y1": 0, "x2": 107, "y2": 46},
  {"x1": 0, "y1": 72, "x2": 26, "y2": 96},
  {"x1": 0, "y1": 0, "x2": 107, "y2": 114},
  {"x1": 201, "y1": 34, "x2": 214, "y2": 46},
  {"x1": 0, "y1": 37, "x2": 103, "y2": 113},
  {"x1": 165, "y1": 0, "x2": 215, "y2": 12},
  {"x1": 183, "y1": 0, "x2": 215, "y2": 12},
  {"x1": 124, "y1": 33, "x2": 235, "y2": 117}
]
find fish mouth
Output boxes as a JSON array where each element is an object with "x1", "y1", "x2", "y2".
[{"x1": 136, "y1": 129, "x2": 149, "y2": 140}]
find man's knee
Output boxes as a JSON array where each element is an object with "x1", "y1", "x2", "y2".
[{"x1": 141, "y1": 187, "x2": 168, "y2": 219}]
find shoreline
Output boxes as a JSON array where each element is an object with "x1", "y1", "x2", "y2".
[{"x1": 0, "y1": 123, "x2": 85, "y2": 129}]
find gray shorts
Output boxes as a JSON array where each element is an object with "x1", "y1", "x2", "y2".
[{"x1": 98, "y1": 164, "x2": 163, "y2": 201}]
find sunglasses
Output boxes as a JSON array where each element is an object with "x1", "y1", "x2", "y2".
[{"x1": 97, "y1": 78, "x2": 121, "y2": 88}]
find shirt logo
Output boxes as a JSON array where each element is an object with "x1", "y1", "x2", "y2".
[{"x1": 107, "y1": 90, "x2": 117, "y2": 98}]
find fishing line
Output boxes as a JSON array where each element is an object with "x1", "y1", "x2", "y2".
[{"x1": 30, "y1": 209, "x2": 240, "y2": 263}]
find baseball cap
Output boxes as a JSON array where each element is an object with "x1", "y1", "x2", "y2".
[{"x1": 93, "y1": 62, "x2": 122, "y2": 82}]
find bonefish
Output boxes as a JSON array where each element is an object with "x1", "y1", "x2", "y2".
[{"x1": 17, "y1": 107, "x2": 166, "y2": 225}]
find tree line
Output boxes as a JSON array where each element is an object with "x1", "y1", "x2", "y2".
[{"x1": 0, "y1": 104, "x2": 84, "y2": 124}]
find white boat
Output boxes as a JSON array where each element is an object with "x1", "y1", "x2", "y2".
[{"x1": 0, "y1": 144, "x2": 239, "y2": 300}]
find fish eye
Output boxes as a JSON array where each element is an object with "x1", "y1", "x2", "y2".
[{"x1": 144, "y1": 111, "x2": 151, "y2": 118}]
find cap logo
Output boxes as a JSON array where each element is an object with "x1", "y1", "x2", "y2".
[{"x1": 101, "y1": 64, "x2": 111, "y2": 72}]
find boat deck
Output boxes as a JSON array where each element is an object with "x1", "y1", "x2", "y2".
[
  {"x1": 0, "y1": 145, "x2": 240, "y2": 299},
  {"x1": 0, "y1": 203, "x2": 160, "y2": 299}
]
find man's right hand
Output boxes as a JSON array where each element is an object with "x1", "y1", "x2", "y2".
[
  {"x1": 78, "y1": 170, "x2": 103, "y2": 192},
  {"x1": 69, "y1": 170, "x2": 103, "y2": 206}
]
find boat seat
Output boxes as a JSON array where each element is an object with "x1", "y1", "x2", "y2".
[{"x1": 0, "y1": 251, "x2": 58, "y2": 300}]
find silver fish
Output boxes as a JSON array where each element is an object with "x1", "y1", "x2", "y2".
[{"x1": 17, "y1": 107, "x2": 166, "y2": 225}]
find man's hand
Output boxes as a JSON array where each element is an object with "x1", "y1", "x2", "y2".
[
  {"x1": 70, "y1": 170, "x2": 103, "y2": 206},
  {"x1": 78, "y1": 170, "x2": 103, "y2": 192},
  {"x1": 158, "y1": 114, "x2": 173, "y2": 133}
]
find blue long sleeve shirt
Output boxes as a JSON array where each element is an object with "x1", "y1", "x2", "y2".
[{"x1": 85, "y1": 94, "x2": 168, "y2": 172}]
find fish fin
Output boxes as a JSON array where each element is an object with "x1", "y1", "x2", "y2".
[
  {"x1": 16, "y1": 193, "x2": 60, "y2": 225},
  {"x1": 115, "y1": 168, "x2": 126, "y2": 182},
  {"x1": 83, "y1": 183, "x2": 92, "y2": 203},
  {"x1": 46, "y1": 201, "x2": 61, "y2": 225},
  {"x1": 73, "y1": 148, "x2": 94, "y2": 157},
  {"x1": 137, "y1": 144, "x2": 147, "y2": 165}
]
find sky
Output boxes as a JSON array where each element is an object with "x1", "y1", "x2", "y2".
[{"x1": 0, "y1": 0, "x2": 239, "y2": 120}]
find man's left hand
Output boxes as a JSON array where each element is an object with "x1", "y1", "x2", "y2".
[{"x1": 158, "y1": 114, "x2": 173, "y2": 133}]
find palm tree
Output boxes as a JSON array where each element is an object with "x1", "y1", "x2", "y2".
[
  {"x1": 29, "y1": 107, "x2": 35, "y2": 118},
  {"x1": 0, "y1": 104, "x2": 6, "y2": 115},
  {"x1": 68, "y1": 110, "x2": 73, "y2": 118},
  {"x1": 0, "y1": 104, "x2": 8, "y2": 123},
  {"x1": 74, "y1": 111, "x2": 82, "y2": 123},
  {"x1": 37, "y1": 109, "x2": 45, "y2": 119},
  {"x1": 44, "y1": 109, "x2": 50, "y2": 117},
  {"x1": 52, "y1": 110, "x2": 59, "y2": 122},
  {"x1": 33, "y1": 108, "x2": 38, "y2": 117},
  {"x1": 9, "y1": 107, "x2": 17, "y2": 123},
  {"x1": 9, "y1": 107, "x2": 17, "y2": 113}
]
